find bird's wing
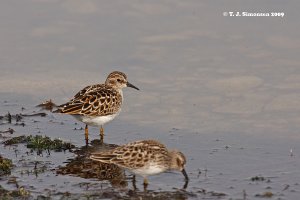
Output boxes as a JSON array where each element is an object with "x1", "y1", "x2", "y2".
[
  {"x1": 54, "y1": 85, "x2": 122, "y2": 116},
  {"x1": 73, "y1": 84, "x2": 103, "y2": 99},
  {"x1": 90, "y1": 140, "x2": 169, "y2": 169}
]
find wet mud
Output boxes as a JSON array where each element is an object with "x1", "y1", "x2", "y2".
[
  {"x1": 0, "y1": 101, "x2": 206, "y2": 199},
  {"x1": 1, "y1": 99, "x2": 300, "y2": 199}
]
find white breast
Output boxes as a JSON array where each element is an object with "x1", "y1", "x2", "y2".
[
  {"x1": 131, "y1": 163, "x2": 166, "y2": 176},
  {"x1": 73, "y1": 111, "x2": 120, "y2": 127}
]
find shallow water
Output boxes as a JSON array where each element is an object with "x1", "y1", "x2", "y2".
[{"x1": 1, "y1": 0, "x2": 300, "y2": 199}]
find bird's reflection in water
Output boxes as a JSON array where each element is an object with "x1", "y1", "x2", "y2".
[
  {"x1": 57, "y1": 139, "x2": 127, "y2": 188},
  {"x1": 57, "y1": 139, "x2": 188, "y2": 192}
]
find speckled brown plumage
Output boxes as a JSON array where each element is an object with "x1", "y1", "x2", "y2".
[
  {"x1": 91, "y1": 140, "x2": 169, "y2": 169},
  {"x1": 55, "y1": 85, "x2": 122, "y2": 116},
  {"x1": 90, "y1": 140, "x2": 188, "y2": 186}
]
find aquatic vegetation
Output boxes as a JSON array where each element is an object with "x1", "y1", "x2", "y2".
[
  {"x1": 0, "y1": 185, "x2": 11, "y2": 199},
  {"x1": 3, "y1": 135, "x2": 75, "y2": 154},
  {"x1": 0, "y1": 185, "x2": 31, "y2": 199},
  {"x1": 0, "y1": 155, "x2": 13, "y2": 176},
  {"x1": 26, "y1": 135, "x2": 74, "y2": 151},
  {"x1": 17, "y1": 187, "x2": 31, "y2": 197},
  {"x1": 250, "y1": 175, "x2": 265, "y2": 181},
  {"x1": 3, "y1": 135, "x2": 27, "y2": 145},
  {"x1": 0, "y1": 111, "x2": 47, "y2": 126}
]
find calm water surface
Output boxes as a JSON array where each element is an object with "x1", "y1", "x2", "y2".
[{"x1": 1, "y1": 0, "x2": 300, "y2": 199}]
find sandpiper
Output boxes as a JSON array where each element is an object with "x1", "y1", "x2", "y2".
[
  {"x1": 90, "y1": 140, "x2": 189, "y2": 187},
  {"x1": 53, "y1": 71, "x2": 139, "y2": 144}
]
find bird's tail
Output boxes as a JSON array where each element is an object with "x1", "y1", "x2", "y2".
[{"x1": 36, "y1": 99, "x2": 58, "y2": 112}]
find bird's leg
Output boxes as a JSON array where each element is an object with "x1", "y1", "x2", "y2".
[
  {"x1": 85, "y1": 124, "x2": 89, "y2": 145},
  {"x1": 100, "y1": 126, "x2": 104, "y2": 143},
  {"x1": 143, "y1": 177, "x2": 148, "y2": 190},
  {"x1": 132, "y1": 175, "x2": 137, "y2": 190}
]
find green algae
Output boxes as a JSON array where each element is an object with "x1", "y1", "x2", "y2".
[
  {"x1": 0, "y1": 155, "x2": 13, "y2": 176},
  {"x1": 3, "y1": 135, "x2": 75, "y2": 154}
]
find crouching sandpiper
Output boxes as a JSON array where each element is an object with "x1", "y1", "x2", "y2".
[{"x1": 90, "y1": 140, "x2": 189, "y2": 187}]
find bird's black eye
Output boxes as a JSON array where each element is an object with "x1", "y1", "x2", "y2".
[
  {"x1": 117, "y1": 79, "x2": 121, "y2": 82},
  {"x1": 176, "y1": 158, "x2": 181, "y2": 166}
]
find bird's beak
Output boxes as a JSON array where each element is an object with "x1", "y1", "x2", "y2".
[
  {"x1": 182, "y1": 168, "x2": 189, "y2": 181},
  {"x1": 127, "y1": 82, "x2": 139, "y2": 90}
]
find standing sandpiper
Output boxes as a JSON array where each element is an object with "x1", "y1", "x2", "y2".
[
  {"x1": 54, "y1": 71, "x2": 139, "y2": 144},
  {"x1": 90, "y1": 140, "x2": 189, "y2": 187}
]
